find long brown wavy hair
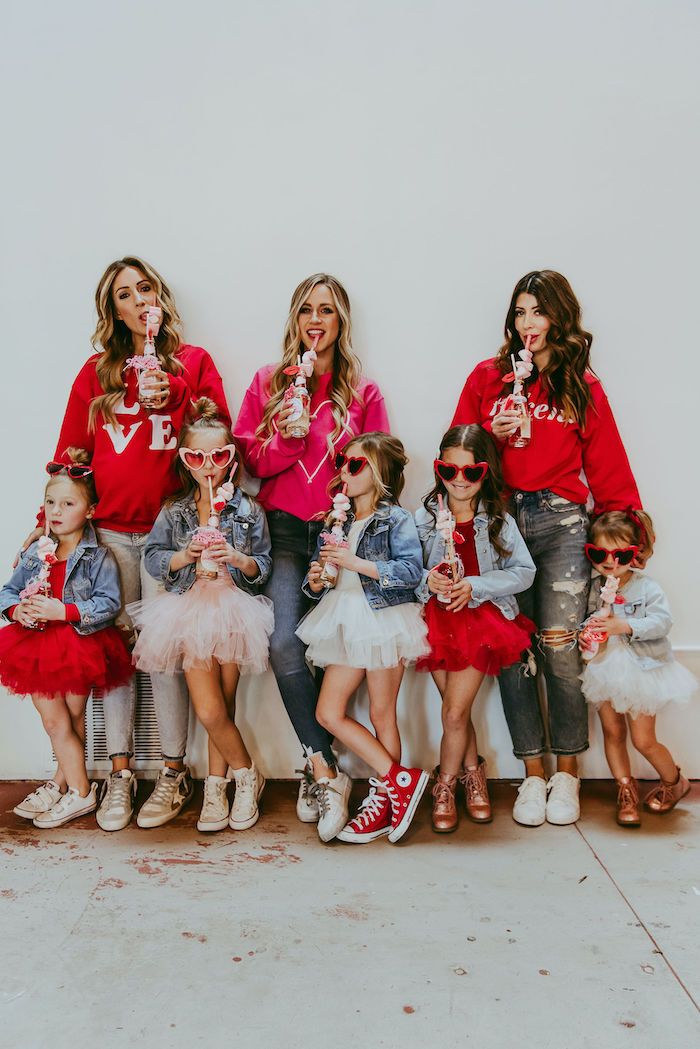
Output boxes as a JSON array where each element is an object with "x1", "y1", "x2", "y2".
[
  {"x1": 255, "y1": 274, "x2": 363, "y2": 451},
  {"x1": 423, "y1": 425, "x2": 510, "y2": 558},
  {"x1": 88, "y1": 256, "x2": 184, "y2": 431},
  {"x1": 496, "y1": 270, "x2": 595, "y2": 427},
  {"x1": 168, "y1": 398, "x2": 241, "y2": 506}
]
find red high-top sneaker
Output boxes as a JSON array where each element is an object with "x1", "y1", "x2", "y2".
[
  {"x1": 383, "y1": 763, "x2": 429, "y2": 843},
  {"x1": 337, "y1": 782, "x2": 392, "y2": 843}
]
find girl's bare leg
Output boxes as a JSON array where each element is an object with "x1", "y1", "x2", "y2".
[
  {"x1": 316, "y1": 665, "x2": 395, "y2": 777},
  {"x1": 597, "y1": 702, "x2": 632, "y2": 780},
  {"x1": 33, "y1": 694, "x2": 90, "y2": 795},
  {"x1": 628, "y1": 713, "x2": 678, "y2": 782}
]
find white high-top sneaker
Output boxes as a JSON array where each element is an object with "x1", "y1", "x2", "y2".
[
  {"x1": 197, "y1": 775, "x2": 230, "y2": 832},
  {"x1": 229, "y1": 764, "x2": 266, "y2": 831},
  {"x1": 315, "y1": 772, "x2": 353, "y2": 843},
  {"x1": 96, "y1": 770, "x2": 137, "y2": 832}
]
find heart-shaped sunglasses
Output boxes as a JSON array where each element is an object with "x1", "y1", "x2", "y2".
[
  {"x1": 433, "y1": 459, "x2": 489, "y2": 484},
  {"x1": 179, "y1": 445, "x2": 237, "y2": 471},
  {"x1": 46, "y1": 461, "x2": 94, "y2": 478},
  {"x1": 334, "y1": 452, "x2": 368, "y2": 475},
  {"x1": 584, "y1": 544, "x2": 638, "y2": 566}
]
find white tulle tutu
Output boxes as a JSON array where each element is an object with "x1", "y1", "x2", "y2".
[
  {"x1": 128, "y1": 576, "x2": 274, "y2": 675},
  {"x1": 581, "y1": 635, "x2": 697, "y2": 717}
]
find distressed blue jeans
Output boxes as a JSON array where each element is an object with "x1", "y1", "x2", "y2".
[
  {"x1": 264, "y1": 511, "x2": 335, "y2": 767},
  {"x1": 498, "y1": 490, "x2": 590, "y2": 759}
]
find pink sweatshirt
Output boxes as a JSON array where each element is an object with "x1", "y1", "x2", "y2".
[{"x1": 235, "y1": 366, "x2": 389, "y2": 520}]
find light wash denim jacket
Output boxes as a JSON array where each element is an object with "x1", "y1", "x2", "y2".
[
  {"x1": 586, "y1": 571, "x2": 674, "y2": 669},
  {"x1": 414, "y1": 500, "x2": 535, "y2": 620},
  {"x1": 302, "y1": 502, "x2": 423, "y2": 610},
  {"x1": 0, "y1": 524, "x2": 121, "y2": 635},
  {"x1": 144, "y1": 488, "x2": 272, "y2": 595}
]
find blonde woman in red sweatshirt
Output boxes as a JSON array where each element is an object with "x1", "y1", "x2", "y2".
[
  {"x1": 24, "y1": 256, "x2": 230, "y2": 832},
  {"x1": 452, "y1": 270, "x2": 641, "y2": 828},
  {"x1": 235, "y1": 274, "x2": 389, "y2": 832}
]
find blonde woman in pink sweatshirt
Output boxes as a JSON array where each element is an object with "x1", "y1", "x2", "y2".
[{"x1": 235, "y1": 274, "x2": 389, "y2": 832}]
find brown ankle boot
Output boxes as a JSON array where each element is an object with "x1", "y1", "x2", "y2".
[
  {"x1": 432, "y1": 772, "x2": 458, "y2": 833},
  {"x1": 643, "y1": 769, "x2": 691, "y2": 814},
  {"x1": 461, "y1": 757, "x2": 492, "y2": 823},
  {"x1": 615, "y1": 777, "x2": 640, "y2": 827}
]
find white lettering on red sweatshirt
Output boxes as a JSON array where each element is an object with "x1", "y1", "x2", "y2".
[
  {"x1": 54, "y1": 345, "x2": 231, "y2": 533},
  {"x1": 452, "y1": 359, "x2": 640, "y2": 513},
  {"x1": 235, "y1": 366, "x2": 389, "y2": 521}
]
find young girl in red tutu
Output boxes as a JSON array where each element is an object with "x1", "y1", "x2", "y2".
[
  {"x1": 415, "y1": 425, "x2": 536, "y2": 832},
  {"x1": 0, "y1": 451, "x2": 132, "y2": 827},
  {"x1": 129, "y1": 399, "x2": 274, "y2": 834}
]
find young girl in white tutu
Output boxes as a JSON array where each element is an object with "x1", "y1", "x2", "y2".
[
  {"x1": 131, "y1": 398, "x2": 274, "y2": 833},
  {"x1": 580, "y1": 509, "x2": 696, "y2": 826},
  {"x1": 296, "y1": 432, "x2": 430, "y2": 845}
]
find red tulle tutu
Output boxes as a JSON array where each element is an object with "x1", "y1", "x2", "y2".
[
  {"x1": 0, "y1": 621, "x2": 133, "y2": 699},
  {"x1": 416, "y1": 597, "x2": 535, "y2": 676}
]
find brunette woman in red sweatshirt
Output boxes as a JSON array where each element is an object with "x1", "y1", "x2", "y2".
[
  {"x1": 235, "y1": 274, "x2": 389, "y2": 831},
  {"x1": 26, "y1": 257, "x2": 231, "y2": 832},
  {"x1": 452, "y1": 270, "x2": 641, "y2": 828}
]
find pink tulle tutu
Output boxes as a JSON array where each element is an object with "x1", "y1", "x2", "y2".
[
  {"x1": 0, "y1": 621, "x2": 133, "y2": 699},
  {"x1": 417, "y1": 597, "x2": 534, "y2": 676},
  {"x1": 128, "y1": 576, "x2": 274, "y2": 675}
]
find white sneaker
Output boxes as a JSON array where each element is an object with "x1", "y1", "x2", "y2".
[
  {"x1": 137, "y1": 767, "x2": 194, "y2": 829},
  {"x1": 546, "y1": 772, "x2": 580, "y2": 825},
  {"x1": 14, "y1": 781, "x2": 63, "y2": 819},
  {"x1": 33, "y1": 784, "x2": 98, "y2": 828},
  {"x1": 295, "y1": 760, "x2": 320, "y2": 823},
  {"x1": 315, "y1": 772, "x2": 352, "y2": 842},
  {"x1": 229, "y1": 764, "x2": 266, "y2": 831},
  {"x1": 512, "y1": 776, "x2": 547, "y2": 826},
  {"x1": 197, "y1": 776, "x2": 230, "y2": 832},
  {"x1": 96, "y1": 770, "x2": 137, "y2": 831}
]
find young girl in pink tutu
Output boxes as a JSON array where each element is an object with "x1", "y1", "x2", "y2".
[
  {"x1": 129, "y1": 398, "x2": 274, "y2": 833},
  {"x1": 580, "y1": 509, "x2": 697, "y2": 826},
  {"x1": 415, "y1": 425, "x2": 536, "y2": 832},
  {"x1": 0, "y1": 451, "x2": 132, "y2": 827}
]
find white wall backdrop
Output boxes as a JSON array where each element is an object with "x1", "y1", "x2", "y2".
[{"x1": 1, "y1": 0, "x2": 698, "y2": 779}]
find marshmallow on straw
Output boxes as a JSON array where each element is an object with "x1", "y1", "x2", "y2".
[{"x1": 320, "y1": 484, "x2": 351, "y2": 548}]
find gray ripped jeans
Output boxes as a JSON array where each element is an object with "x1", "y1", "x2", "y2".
[
  {"x1": 97, "y1": 529, "x2": 189, "y2": 762},
  {"x1": 498, "y1": 490, "x2": 590, "y2": 759}
]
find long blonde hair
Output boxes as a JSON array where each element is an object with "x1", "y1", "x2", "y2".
[
  {"x1": 88, "y1": 256, "x2": 184, "y2": 431},
  {"x1": 256, "y1": 274, "x2": 363, "y2": 450}
]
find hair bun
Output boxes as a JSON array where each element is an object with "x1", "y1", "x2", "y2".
[
  {"x1": 189, "y1": 396, "x2": 220, "y2": 422},
  {"x1": 63, "y1": 446, "x2": 92, "y2": 467}
]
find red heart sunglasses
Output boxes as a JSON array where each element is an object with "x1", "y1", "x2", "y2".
[
  {"x1": 334, "y1": 452, "x2": 368, "y2": 475},
  {"x1": 179, "y1": 445, "x2": 237, "y2": 471},
  {"x1": 46, "y1": 461, "x2": 93, "y2": 478},
  {"x1": 433, "y1": 459, "x2": 489, "y2": 484},
  {"x1": 584, "y1": 544, "x2": 638, "y2": 566}
]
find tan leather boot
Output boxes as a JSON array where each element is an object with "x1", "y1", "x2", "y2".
[
  {"x1": 432, "y1": 772, "x2": 458, "y2": 833},
  {"x1": 461, "y1": 757, "x2": 492, "y2": 823},
  {"x1": 615, "y1": 777, "x2": 640, "y2": 827},
  {"x1": 644, "y1": 769, "x2": 691, "y2": 814}
]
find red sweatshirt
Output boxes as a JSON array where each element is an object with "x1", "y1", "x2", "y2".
[
  {"x1": 452, "y1": 359, "x2": 640, "y2": 514},
  {"x1": 54, "y1": 345, "x2": 231, "y2": 533},
  {"x1": 235, "y1": 366, "x2": 389, "y2": 520}
]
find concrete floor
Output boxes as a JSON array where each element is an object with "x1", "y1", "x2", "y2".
[{"x1": 1, "y1": 780, "x2": 698, "y2": 1049}]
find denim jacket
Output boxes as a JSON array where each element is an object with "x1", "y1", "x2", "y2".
[
  {"x1": 586, "y1": 571, "x2": 674, "y2": 669},
  {"x1": 0, "y1": 523, "x2": 121, "y2": 636},
  {"x1": 144, "y1": 487, "x2": 272, "y2": 595},
  {"x1": 302, "y1": 502, "x2": 423, "y2": 610},
  {"x1": 414, "y1": 501, "x2": 535, "y2": 620}
]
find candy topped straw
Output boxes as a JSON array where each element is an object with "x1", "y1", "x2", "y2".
[
  {"x1": 318, "y1": 483, "x2": 351, "y2": 589},
  {"x1": 580, "y1": 575, "x2": 621, "y2": 660}
]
